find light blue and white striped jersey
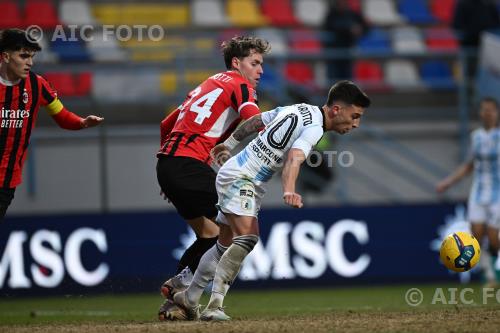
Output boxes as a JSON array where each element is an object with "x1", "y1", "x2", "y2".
[
  {"x1": 233, "y1": 103, "x2": 324, "y2": 183},
  {"x1": 470, "y1": 127, "x2": 500, "y2": 204}
]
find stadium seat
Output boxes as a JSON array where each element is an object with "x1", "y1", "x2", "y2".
[
  {"x1": 74, "y1": 72, "x2": 92, "y2": 96},
  {"x1": 431, "y1": 0, "x2": 456, "y2": 24},
  {"x1": 51, "y1": 38, "x2": 90, "y2": 62},
  {"x1": 122, "y1": 38, "x2": 174, "y2": 62},
  {"x1": 385, "y1": 59, "x2": 421, "y2": 89},
  {"x1": 392, "y1": 26, "x2": 426, "y2": 54},
  {"x1": 0, "y1": 1, "x2": 23, "y2": 29},
  {"x1": 357, "y1": 28, "x2": 391, "y2": 53},
  {"x1": 191, "y1": 0, "x2": 228, "y2": 27},
  {"x1": 185, "y1": 71, "x2": 216, "y2": 86},
  {"x1": 294, "y1": 0, "x2": 328, "y2": 27},
  {"x1": 362, "y1": 0, "x2": 404, "y2": 26},
  {"x1": 227, "y1": 0, "x2": 267, "y2": 27},
  {"x1": 420, "y1": 60, "x2": 455, "y2": 89},
  {"x1": 92, "y1": 71, "x2": 161, "y2": 102},
  {"x1": 399, "y1": 0, "x2": 435, "y2": 24},
  {"x1": 261, "y1": 0, "x2": 299, "y2": 26},
  {"x1": 24, "y1": 0, "x2": 59, "y2": 29},
  {"x1": 36, "y1": 35, "x2": 58, "y2": 63},
  {"x1": 425, "y1": 27, "x2": 458, "y2": 51},
  {"x1": 353, "y1": 60, "x2": 384, "y2": 85},
  {"x1": 254, "y1": 28, "x2": 288, "y2": 56},
  {"x1": 92, "y1": 4, "x2": 189, "y2": 27},
  {"x1": 348, "y1": 0, "x2": 362, "y2": 13},
  {"x1": 87, "y1": 31, "x2": 128, "y2": 62},
  {"x1": 43, "y1": 72, "x2": 77, "y2": 97},
  {"x1": 289, "y1": 29, "x2": 322, "y2": 54},
  {"x1": 160, "y1": 72, "x2": 177, "y2": 95},
  {"x1": 60, "y1": 0, "x2": 95, "y2": 25},
  {"x1": 285, "y1": 61, "x2": 315, "y2": 85}
]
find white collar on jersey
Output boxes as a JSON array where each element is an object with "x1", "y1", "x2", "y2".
[{"x1": 0, "y1": 75, "x2": 21, "y2": 86}]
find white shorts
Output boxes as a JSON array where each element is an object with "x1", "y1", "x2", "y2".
[
  {"x1": 215, "y1": 158, "x2": 266, "y2": 221},
  {"x1": 467, "y1": 200, "x2": 500, "y2": 227}
]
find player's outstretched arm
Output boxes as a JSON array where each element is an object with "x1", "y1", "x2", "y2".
[
  {"x1": 282, "y1": 148, "x2": 307, "y2": 208},
  {"x1": 436, "y1": 160, "x2": 473, "y2": 193}
]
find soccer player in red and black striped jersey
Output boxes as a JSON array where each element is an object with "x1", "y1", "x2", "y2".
[
  {"x1": 0, "y1": 29, "x2": 103, "y2": 219},
  {"x1": 156, "y1": 36, "x2": 270, "y2": 320}
]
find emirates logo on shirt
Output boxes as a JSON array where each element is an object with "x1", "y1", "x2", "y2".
[{"x1": 1, "y1": 107, "x2": 30, "y2": 128}]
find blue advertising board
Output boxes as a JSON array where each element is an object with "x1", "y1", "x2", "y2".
[{"x1": 0, "y1": 203, "x2": 475, "y2": 296}]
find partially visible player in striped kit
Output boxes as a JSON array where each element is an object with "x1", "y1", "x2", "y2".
[
  {"x1": 0, "y1": 29, "x2": 104, "y2": 219},
  {"x1": 437, "y1": 97, "x2": 500, "y2": 287}
]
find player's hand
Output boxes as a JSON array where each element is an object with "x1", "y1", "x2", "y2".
[
  {"x1": 283, "y1": 192, "x2": 303, "y2": 208},
  {"x1": 211, "y1": 143, "x2": 231, "y2": 166},
  {"x1": 81, "y1": 115, "x2": 104, "y2": 128},
  {"x1": 436, "y1": 180, "x2": 451, "y2": 193}
]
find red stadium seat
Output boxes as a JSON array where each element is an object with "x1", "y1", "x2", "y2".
[
  {"x1": 353, "y1": 60, "x2": 389, "y2": 91},
  {"x1": 261, "y1": 0, "x2": 299, "y2": 26},
  {"x1": 285, "y1": 61, "x2": 315, "y2": 85},
  {"x1": 290, "y1": 29, "x2": 322, "y2": 54},
  {"x1": 425, "y1": 27, "x2": 458, "y2": 51},
  {"x1": 24, "y1": 0, "x2": 59, "y2": 29},
  {"x1": 43, "y1": 72, "x2": 76, "y2": 97},
  {"x1": 348, "y1": 0, "x2": 362, "y2": 13},
  {"x1": 74, "y1": 72, "x2": 92, "y2": 96},
  {"x1": 0, "y1": 1, "x2": 23, "y2": 29},
  {"x1": 431, "y1": 0, "x2": 456, "y2": 24}
]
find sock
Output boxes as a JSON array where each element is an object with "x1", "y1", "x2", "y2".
[
  {"x1": 481, "y1": 249, "x2": 495, "y2": 282},
  {"x1": 184, "y1": 241, "x2": 228, "y2": 306},
  {"x1": 176, "y1": 236, "x2": 218, "y2": 274},
  {"x1": 207, "y1": 235, "x2": 259, "y2": 310}
]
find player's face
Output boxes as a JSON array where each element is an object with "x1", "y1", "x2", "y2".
[
  {"x1": 2, "y1": 48, "x2": 35, "y2": 80},
  {"x1": 233, "y1": 50, "x2": 264, "y2": 88},
  {"x1": 330, "y1": 104, "x2": 365, "y2": 134},
  {"x1": 479, "y1": 101, "x2": 499, "y2": 129}
]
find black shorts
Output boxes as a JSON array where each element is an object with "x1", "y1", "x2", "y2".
[
  {"x1": 0, "y1": 187, "x2": 15, "y2": 220},
  {"x1": 156, "y1": 155, "x2": 218, "y2": 220}
]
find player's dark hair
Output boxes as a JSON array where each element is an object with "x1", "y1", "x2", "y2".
[
  {"x1": 326, "y1": 80, "x2": 371, "y2": 108},
  {"x1": 480, "y1": 96, "x2": 499, "y2": 110},
  {"x1": 0, "y1": 28, "x2": 42, "y2": 53},
  {"x1": 221, "y1": 36, "x2": 270, "y2": 70}
]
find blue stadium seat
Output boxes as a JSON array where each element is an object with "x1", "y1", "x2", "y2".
[
  {"x1": 399, "y1": 0, "x2": 435, "y2": 24},
  {"x1": 357, "y1": 28, "x2": 391, "y2": 54},
  {"x1": 420, "y1": 60, "x2": 455, "y2": 89},
  {"x1": 51, "y1": 38, "x2": 90, "y2": 62}
]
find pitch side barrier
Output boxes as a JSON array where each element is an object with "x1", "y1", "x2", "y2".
[{"x1": 0, "y1": 203, "x2": 480, "y2": 296}]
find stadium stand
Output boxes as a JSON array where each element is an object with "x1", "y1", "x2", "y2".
[
  {"x1": 398, "y1": 0, "x2": 435, "y2": 24},
  {"x1": 25, "y1": 0, "x2": 59, "y2": 29},
  {"x1": 60, "y1": 0, "x2": 96, "y2": 26},
  {"x1": 0, "y1": 1, "x2": 23, "y2": 29},
  {"x1": 226, "y1": 0, "x2": 268, "y2": 27},
  {"x1": 261, "y1": 0, "x2": 299, "y2": 27},
  {"x1": 191, "y1": 0, "x2": 229, "y2": 27},
  {"x1": 362, "y1": 0, "x2": 404, "y2": 26},
  {"x1": 392, "y1": 26, "x2": 426, "y2": 54},
  {"x1": 294, "y1": 0, "x2": 328, "y2": 27}
]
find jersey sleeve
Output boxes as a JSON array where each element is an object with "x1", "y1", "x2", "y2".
[
  {"x1": 261, "y1": 107, "x2": 282, "y2": 126},
  {"x1": 291, "y1": 126, "x2": 324, "y2": 157},
  {"x1": 231, "y1": 83, "x2": 260, "y2": 119}
]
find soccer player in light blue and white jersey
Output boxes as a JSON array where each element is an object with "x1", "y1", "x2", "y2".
[
  {"x1": 437, "y1": 97, "x2": 500, "y2": 287},
  {"x1": 166, "y1": 81, "x2": 370, "y2": 321}
]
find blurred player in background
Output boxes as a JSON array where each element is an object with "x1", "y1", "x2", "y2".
[
  {"x1": 437, "y1": 97, "x2": 500, "y2": 287},
  {"x1": 156, "y1": 36, "x2": 270, "y2": 320},
  {"x1": 0, "y1": 28, "x2": 103, "y2": 220},
  {"x1": 166, "y1": 81, "x2": 370, "y2": 321}
]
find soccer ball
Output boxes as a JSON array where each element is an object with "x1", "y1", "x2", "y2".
[{"x1": 439, "y1": 231, "x2": 481, "y2": 272}]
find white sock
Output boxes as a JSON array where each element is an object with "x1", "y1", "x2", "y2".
[
  {"x1": 207, "y1": 235, "x2": 259, "y2": 309},
  {"x1": 177, "y1": 266, "x2": 193, "y2": 287},
  {"x1": 184, "y1": 241, "x2": 228, "y2": 306}
]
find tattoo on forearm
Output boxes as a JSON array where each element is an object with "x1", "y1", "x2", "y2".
[{"x1": 233, "y1": 115, "x2": 264, "y2": 141}]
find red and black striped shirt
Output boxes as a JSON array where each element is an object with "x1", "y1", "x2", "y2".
[{"x1": 0, "y1": 72, "x2": 58, "y2": 188}]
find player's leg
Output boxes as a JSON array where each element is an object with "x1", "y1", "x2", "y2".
[
  {"x1": 167, "y1": 220, "x2": 234, "y2": 320},
  {"x1": 486, "y1": 206, "x2": 500, "y2": 285},
  {"x1": 468, "y1": 202, "x2": 494, "y2": 284},
  {"x1": 0, "y1": 188, "x2": 15, "y2": 220},
  {"x1": 201, "y1": 213, "x2": 259, "y2": 321}
]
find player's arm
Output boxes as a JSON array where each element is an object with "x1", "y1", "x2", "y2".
[
  {"x1": 160, "y1": 109, "x2": 180, "y2": 146},
  {"x1": 436, "y1": 160, "x2": 474, "y2": 193},
  {"x1": 282, "y1": 148, "x2": 307, "y2": 208},
  {"x1": 40, "y1": 76, "x2": 103, "y2": 130},
  {"x1": 211, "y1": 114, "x2": 264, "y2": 165}
]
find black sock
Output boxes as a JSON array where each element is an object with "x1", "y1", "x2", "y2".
[{"x1": 176, "y1": 236, "x2": 218, "y2": 274}]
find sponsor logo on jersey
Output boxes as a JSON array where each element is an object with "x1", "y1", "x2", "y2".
[{"x1": 1, "y1": 107, "x2": 30, "y2": 128}]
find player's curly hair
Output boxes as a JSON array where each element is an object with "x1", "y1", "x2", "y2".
[
  {"x1": 0, "y1": 28, "x2": 41, "y2": 53},
  {"x1": 326, "y1": 80, "x2": 371, "y2": 108},
  {"x1": 221, "y1": 36, "x2": 270, "y2": 70}
]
